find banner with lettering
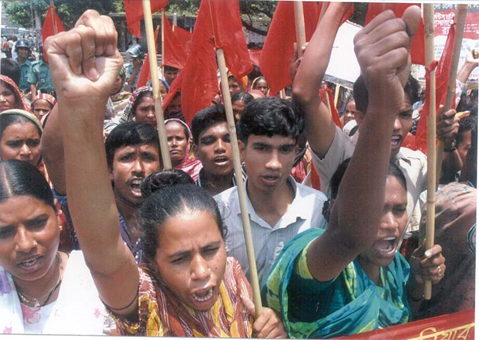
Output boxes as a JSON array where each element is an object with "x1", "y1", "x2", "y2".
[{"x1": 335, "y1": 309, "x2": 474, "y2": 340}]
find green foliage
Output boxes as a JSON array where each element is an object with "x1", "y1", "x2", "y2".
[{"x1": 4, "y1": 0, "x2": 123, "y2": 29}]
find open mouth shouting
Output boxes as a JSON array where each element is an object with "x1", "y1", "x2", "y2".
[
  {"x1": 191, "y1": 286, "x2": 216, "y2": 310},
  {"x1": 128, "y1": 178, "x2": 144, "y2": 198},
  {"x1": 390, "y1": 135, "x2": 402, "y2": 152},
  {"x1": 212, "y1": 156, "x2": 230, "y2": 167}
]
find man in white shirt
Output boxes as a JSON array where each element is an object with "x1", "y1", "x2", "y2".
[{"x1": 215, "y1": 97, "x2": 327, "y2": 285}]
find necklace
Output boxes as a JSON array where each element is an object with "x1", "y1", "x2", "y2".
[{"x1": 16, "y1": 253, "x2": 63, "y2": 308}]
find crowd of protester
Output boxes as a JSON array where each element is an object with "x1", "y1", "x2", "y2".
[{"x1": 0, "y1": 3, "x2": 477, "y2": 338}]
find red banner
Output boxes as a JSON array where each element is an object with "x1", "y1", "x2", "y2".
[
  {"x1": 336, "y1": 309, "x2": 474, "y2": 340},
  {"x1": 434, "y1": 9, "x2": 479, "y2": 40}
]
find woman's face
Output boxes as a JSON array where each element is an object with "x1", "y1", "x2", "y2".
[
  {"x1": 359, "y1": 175, "x2": 408, "y2": 275},
  {"x1": 0, "y1": 195, "x2": 60, "y2": 285},
  {"x1": 0, "y1": 82, "x2": 19, "y2": 112},
  {"x1": 159, "y1": 82, "x2": 168, "y2": 99},
  {"x1": 165, "y1": 121, "x2": 189, "y2": 167},
  {"x1": 232, "y1": 100, "x2": 245, "y2": 121},
  {"x1": 254, "y1": 79, "x2": 269, "y2": 96},
  {"x1": 32, "y1": 99, "x2": 52, "y2": 119},
  {"x1": 134, "y1": 95, "x2": 156, "y2": 128},
  {"x1": 154, "y1": 210, "x2": 227, "y2": 311},
  {"x1": 0, "y1": 122, "x2": 41, "y2": 166}
]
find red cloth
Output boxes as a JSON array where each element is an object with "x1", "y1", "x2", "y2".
[
  {"x1": 163, "y1": 0, "x2": 251, "y2": 125},
  {"x1": 260, "y1": 2, "x2": 352, "y2": 96},
  {"x1": 248, "y1": 49, "x2": 262, "y2": 67},
  {"x1": 162, "y1": 12, "x2": 188, "y2": 70},
  {"x1": 124, "y1": 0, "x2": 168, "y2": 37},
  {"x1": 365, "y1": 3, "x2": 425, "y2": 65},
  {"x1": 136, "y1": 25, "x2": 161, "y2": 88},
  {"x1": 42, "y1": 5, "x2": 64, "y2": 63},
  {"x1": 402, "y1": 132, "x2": 419, "y2": 151},
  {"x1": 173, "y1": 25, "x2": 193, "y2": 54},
  {"x1": 415, "y1": 24, "x2": 456, "y2": 153},
  {"x1": 320, "y1": 87, "x2": 342, "y2": 129}
]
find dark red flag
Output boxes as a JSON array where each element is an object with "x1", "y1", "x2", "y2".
[
  {"x1": 365, "y1": 3, "x2": 425, "y2": 65},
  {"x1": 124, "y1": 0, "x2": 168, "y2": 37},
  {"x1": 136, "y1": 25, "x2": 161, "y2": 88},
  {"x1": 162, "y1": 12, "x2": 188, "y2": 70},
  {"x1": 415, "y1": 24, "x2": 456, "y2": 153},
  {"x1": 249, "y1": 49, "x2": 262, "y2": 67},
  {"x1": 42, "y1": 5, "x2": 64, "y2": 62}
]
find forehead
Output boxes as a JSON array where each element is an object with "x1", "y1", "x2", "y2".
[
  {"x1": 248, "y1": 134, "x2": 297, "y2": 147},
  {"x1": 0, "y1": 82, "x2": 12, "y2": 92},
  {"x1": 165, "y1": 121, "x2": 186, "y2": 134},
  {"x1": 199, "y1": 122, "x2": 228, "y2": 139},
  {"x1": 385, "y1": 175, "x2": 407, "y2": 202},
  {"x1": 114, "y1": 143, "x2": 159, "y2": 157},
  {"x1": 2, "y1": 122, "x2": 39, "y2": 138},
  {"x1": 33, "y1": 99, "x2": 51, "y2": 109},
  {"x1": 138, "y1": 96, "x2": 154, "y2": 105},
  {"x1": 0, "y1": 195, "x2": 54, "y2": 224}
]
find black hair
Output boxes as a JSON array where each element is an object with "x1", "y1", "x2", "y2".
[
  {"x1": 0, "y1": 114, "x2": 42, "y2": 139},
  {"x1": 0, "y1": 159, "x2": 57, "y2": 213},
  {"x1": 231, "y1": 92, "x2": 254, "y2": 106},
  {"x1": 457, "y1": 115, "x2": 477, "y2": 144},
  {"x1": 165, "y1": 119, "x2": 190, "y2": 141},
  {"x1": 131, "y1": 90, "x2": 153, "y2": 118},
  {"x1": 164, "y1": 65, "x2": 179, "y2": 72},
  {"x1": 238, "y1": 97, "x2": 304, "y2": 143},
  {"x1": 105, "y1": 121, "x2": 160, "y2": 170},
  {"x1": 139, "y1": 173, "x2": 225, "y2": 261},
  {"x1": 247, "y1": 64, "x2": 263, "y2": 82},
  {"x1": 252, "y1": 76, "x2": 268, "y2": 89},
  {"x1": 353, "y1": 74, "x2": 420, "y2": 114},
  {"x1": 141, "y1": 169, "x2": 194, "y2": 199},
  {"x1": 1, "y1": 59, "x2": 21, "y2": 85},
  {"x1": 191, "y1": 104, "x2": 227, "y2": 145}
]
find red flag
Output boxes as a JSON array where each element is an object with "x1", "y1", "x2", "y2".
[
  {"x1": 173, "y1": 25, "x2": 193, "y2": 54},
  {"x1": 42, "y1": 5, "x2": 64, "y2": 62},
  {"x1": 415, "y1": 24, "x2": 456, "y2": 153},
  {"x1": 320, "y1": 88, "x2": 342, "y2": 129},
  {"x1": 249, "y1": 49, "x2": 262, "y2": 66},
  {"x1": 162, "y1": 12, "x2": 188, "y2": 70},
  {"x1": 164, "y1": 0, "x2": 252, "y2": 125},
  {"x1": 136, "y1": 25, "x2": 160, "y2": 88},
  {"x1": 124, "y1": 0, "x2": 168, "y2": 37},
  {"x1": 365, "y1": 3, "x2": 425, "y2": 65},
  {"x1": 209, "y1": 0, "x2": 253, "y2": 80}
]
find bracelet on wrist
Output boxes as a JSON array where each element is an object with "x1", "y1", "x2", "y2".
[{"x1": 443, "y1": 145, "x2": 457, "y2": 152}]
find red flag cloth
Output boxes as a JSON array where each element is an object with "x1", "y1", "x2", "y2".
[
  {"x1": 42, "y1": 5, "x2": 64, "y2": 62},
  {"x1": 124, "y1": 0, "x2": 168, "y2": 37},
  {"x1": 249, "y1": 49, "x2": 262, "y2": 66},
  {"x1": 415, "y1": 24, "x2": 456, "y2": 153},
  {"x1": 209, "y1": 0, "x2": 253, "y2": 80},
  {"x1": 136, "y1": 25, "x2": 160, "y2": 88},
  {"x1": 164, "y1": 0, "x2": 252, "y2": 125},
  {"x1": 162, "y1": 12, "x2": 188, "y2": 70},
  {"x1": 173, "y1": 25, "x2": 193, "y2": 54},
  {"x1": 402, "y1": 132, "x2": 419, "y2": 151},
  {"x1": 365, "y1": 3, "x2": 425, "y2": 65}
]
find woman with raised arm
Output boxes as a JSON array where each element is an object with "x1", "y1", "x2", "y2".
[{"x1": 45, "y1": 10, "x2": 286, "y2": 338}]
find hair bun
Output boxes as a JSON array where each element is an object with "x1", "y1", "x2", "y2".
[{"x1": 141, "y1": 169, "x2": 195, "y2": 198}]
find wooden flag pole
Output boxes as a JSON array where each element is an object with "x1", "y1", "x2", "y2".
[
  {"x1": 334, "y1": 84, "x2": 341, "y2": 109},
  {"x1": 50, "y1": 0, "x2": 57, "y2": 35},
  {"x1": 161, "y1": 10, "x2": 165, "y2": 80},
  {"x1": 423, "y1": 3, "x2": 436, "y2": 300},
  {"x1": 294, "y1": 2, "x2": 306, "y2": 58},
  {"x1": 217, "y1": 48, "x2": 262, "y2": 316},
  {"x1": 436, "y1": 4, "x2": 468, "y2": 186},
  {"x1": 143, "y1": 0, "x2": 172, "y2": 169}
]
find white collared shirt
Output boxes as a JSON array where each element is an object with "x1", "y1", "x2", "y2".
[{"x1": 214, "y1": 176, "x2": 327, "y2": 285}]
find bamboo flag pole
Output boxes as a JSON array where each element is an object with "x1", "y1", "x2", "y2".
[
  {"x1": 423, "y1": 4, "x2": 436, "y2": 300},
  {"x1": 294, "y1": 2, "x2": 306, "y2": 58},
  {"x1": 334, "y1": 84, "x2": 341, "y2": 108},
  {"x1": 50, "y1": 0, "x2": 57, "y2": 35},
  {"x1": 143, "y1": 0, "x2": 172, "y2": 169},
  {"x1": 436, "y1": 4, "x2": 468, "y2": 186},
  {"x1": 161, "y1": 10, "x2": 165, "y2": 80},
  {"x1": 217, "y1": 49, "x2": 262, "y2": 315}
]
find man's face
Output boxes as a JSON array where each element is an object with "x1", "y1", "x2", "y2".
[
  {"x1": 110, "y1": 144, "x2": 161, "y2": 206},
  {"x1": 457, "y1": 130, "x2": 472, "y2": 165},
  {"x1": 194, "y1": 122, "x2": 233, "y2": 177},
  {"x1": 356, "y1": 95, "x2": 412, "y2": 156},
  {"x1": 240, "y1": 135, "x2": 298, "y2": 195},
  {"x1": 17, "y1": 47, "x2": 28, "y2": 60},
  {"x1": 164, "y1": 69, "x2": 178, "y2": 85}
]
